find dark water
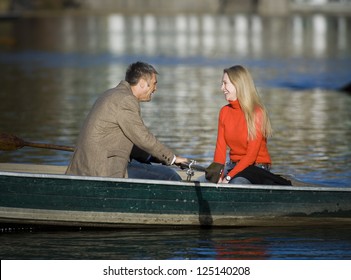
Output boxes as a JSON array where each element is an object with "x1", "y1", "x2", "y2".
[
  {"x1": 0, "y1": 13, "x2": 351, "y2": 259},
  {"x1": 1, "y1": 227, "x2": 351, "y2": 260}
]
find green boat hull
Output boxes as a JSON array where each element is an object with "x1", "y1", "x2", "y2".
[{"x1": 0, "y1": 164, "x2": 351, "y2": 228}]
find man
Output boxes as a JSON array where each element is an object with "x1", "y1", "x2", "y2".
[{"x1": 66, "y1": 61, "x2": 188, "y2": 180}]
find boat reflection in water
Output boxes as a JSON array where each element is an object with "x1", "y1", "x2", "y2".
[{"x1": 1, "y1": 226, "x2": 351, "y2": 259}]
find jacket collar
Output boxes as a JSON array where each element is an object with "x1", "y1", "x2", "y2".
[{"x1": 118, "y1": 80, "x2": 131, "y2": 91}]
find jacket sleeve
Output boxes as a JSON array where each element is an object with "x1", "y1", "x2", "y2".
[
  {"x1": 227, "y1": 108, "x2": 264, "y2": 178},
  {"x1": 117, "y1": 95, "x2": 175, "y2": 165}
]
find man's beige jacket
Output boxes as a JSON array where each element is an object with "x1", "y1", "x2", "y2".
[{"x1": 66, "y1": 81, "x2": 175, "y2": 177}]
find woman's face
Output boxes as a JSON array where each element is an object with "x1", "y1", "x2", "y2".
[{"x1": 221, "y1": 72, "x2": 237, "y2": 101}]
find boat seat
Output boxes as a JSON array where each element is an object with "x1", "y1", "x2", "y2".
[{"x1": 0, "y1": 163, "x2": 66, "y2": 174}]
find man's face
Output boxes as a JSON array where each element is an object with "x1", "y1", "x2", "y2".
[{"x1": 139, "y1": 73, "x2": 157, "y2": 102}]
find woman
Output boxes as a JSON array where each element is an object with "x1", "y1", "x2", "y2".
[{"x1": 207, "y1": 65, "x2": 273, "y2": 184}]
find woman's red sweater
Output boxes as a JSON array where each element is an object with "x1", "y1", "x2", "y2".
[{"x1": 214, "y1": 99, "x2": 271, "y2": 178}]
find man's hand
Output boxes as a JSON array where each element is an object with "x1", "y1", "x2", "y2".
[{"x1": 174, "y1": 156, "x2": 188, "y2": 165}]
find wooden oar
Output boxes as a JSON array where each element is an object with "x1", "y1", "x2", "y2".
[
  {"x1": 0, "y1": 133, "x2": 206, "y2": 172},
  {"x1": 0, "y1": 133, "x2": 74, "y2": 152}
]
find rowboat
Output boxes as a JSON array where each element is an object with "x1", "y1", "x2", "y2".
[{"x1": 1, "y1": 162, "x2": 351, "y2": 228}]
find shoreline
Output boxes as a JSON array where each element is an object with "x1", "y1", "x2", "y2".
[
  {"x1": 1, "y1": 0, "x2": 351, "y2": 18},
  {"x1": 1, "y1": 8, "x2": 351, "y2": 20}
]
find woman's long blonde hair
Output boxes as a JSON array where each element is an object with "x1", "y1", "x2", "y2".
[{"x1": 224, "y1": 65, "x2": 272, "y2": 139}]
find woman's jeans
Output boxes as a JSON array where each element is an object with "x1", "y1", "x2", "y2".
[
  {"x1": 127, "y1": 160, "x2": 182, "y2": 181},
  {"x1": 224, "y1": 162, "x2": 251, "y2": 184},
  {"x1": 199, "y1": 162, "x2": 270, "y2": 184}
]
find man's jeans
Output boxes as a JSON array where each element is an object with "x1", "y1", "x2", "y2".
[{"x1": 127, "y1": 160, "x2": 182, "y2": 181}]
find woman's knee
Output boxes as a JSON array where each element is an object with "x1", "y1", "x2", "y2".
[{"x1": 230, "y1": 176, "x2": 251, "y2": 184}]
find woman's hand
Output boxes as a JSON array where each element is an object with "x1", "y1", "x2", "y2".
[{"x1": 218, "y1": 177, "x2": 229, "y2": 184}]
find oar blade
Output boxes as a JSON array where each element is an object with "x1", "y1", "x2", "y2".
[{"x1": 0, "y1": 133, "x2": 25, "y2": 151}]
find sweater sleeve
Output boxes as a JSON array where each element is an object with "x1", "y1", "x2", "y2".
[{"x1": 227, "y1": 108, "x2": 264, "y2": 178}]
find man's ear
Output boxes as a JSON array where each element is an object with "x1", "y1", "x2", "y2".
[{"x1": 138, "y1": 78, "x2": 146, "y2": 88}]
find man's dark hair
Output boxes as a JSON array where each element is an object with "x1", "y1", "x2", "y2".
[{"x1": 125, "y1": 61, "x2": 158, "y2": 86}]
